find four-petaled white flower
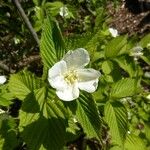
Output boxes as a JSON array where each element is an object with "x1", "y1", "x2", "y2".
[
  {"x1": 59, "y1": 6, "x2": 69, "y2": 17},
  {"x1": 0, "y1": 75, "x2": 6, "y2": 84},
  {"x1": 48, "y1": 48, "x2": 101, "y2": 101},
  {"x1": 109, "y1": 27, "x2": 118, "y2": 37}
]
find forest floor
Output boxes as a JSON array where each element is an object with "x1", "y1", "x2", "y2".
[{"x1": 107, "y1": 0, "x2": 150, "y2": 36}]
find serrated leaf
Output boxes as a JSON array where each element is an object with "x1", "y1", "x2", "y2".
[
  {"x1": 76, "y1": 93, "x2": 102, "y2": 140},
  {"x1": 52, "y1": 21, "x2": 65, "y2": 60},
  {"x1": 140, "y1": 34, "x2": 150, "y2": 48},
  {"x1": 105, "y1": 35, "x2": 127, "y2": 58},
  {"x1": 145, "y1": 124, "x2": 150, "y2": 142},
  {"x1": 114, "y1": 55, "x2": 136, "y2": 77},
  {"x1": 9, "y1": 70, "x2": 43, "y2": 100},
  {"x1": 102, "y1": 60, "x2": 113, "y2": 74},
  {"x1": 45, "y1": 1, "x2": 64, "y2": 16},
  {"x1": 40, "y1": 17, "x2": 65, "y2": 68},
  {"x1": 40, "y1": 17, "x2": 57, "y2": 68},
  {"x1": 110, "y1": 78, "x2": 137, "y2": 99},
  {"x1": 0, "y1": 97, "x2": 12, "y2": 106},
  {"x1": 109, "y1": 146, "x2": 122, "y2": 150},
  {"x1": 0, "y1": 92, "x2": 14, "y2": 107},
  {"x1": 19, "y1": 87, "x2": 67, "y2": 150},
  {"x1": 125, "y1": 133, "x2": 147, "y2": 150},
  {"x1": 0, "y1": 115, "x2": 18, "y2": 150},
  {"x1": 33, "y1": 0, "x2": 39, "y2": 6},
  {"x1": 0, "y1": 85, "x2": 14, "y2": 106},
  {"x1": 65, "y1": 32, "x2": 92, "y2": 51},
  {"x1": 104, "y1": 101, "x2": 128, "y2": 148}
]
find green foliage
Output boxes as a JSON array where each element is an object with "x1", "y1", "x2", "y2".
[
  {"x1": 0, "y1": 114, "x2": 18, "y2": 150},
  {"x1": 0, "y1": 0, "x2": 150, "y2": 149},
  {"x1": 125, "y1": 133, "x2": 147, "y2": 150},
  {"x1": 105, "y1": 35, "x2": 127, "y2": 58},
  {"x1": 40, "y1": 17, "x2": 65, "y2": 68},
  {"x1": 0, "y1": 85, "x2": 14, "y2": 106},
  {"x1": 9, "y1": 70, "x2": 43, "y2": 100},
  {"x1": 19, "y1": 87, "x2": 67, "y2": 150},
  {"x1": 110, "y1": 78, "x2": 138, "y2": 99},
  {"x1": 40, "y1": 17, "x2": 57, "y2": 68},
  {"x1": 102, "y1": 60, "x2": 113, "y2": 75},
  {"x1": 114, "y1": 55, "x2": 136, "y2": 77},
  {"x1": 140, "y1": 34, "x2": 150, "y2": 48},
  {"x1": 104, "y1": 101, "x2": 128, "y2": 148},
  {"x1": 76, "y1": 93, "x2": 102, "y2": 140},
  {"x1": 44, "y1": 1, "x2": 64, "y2": 17}
]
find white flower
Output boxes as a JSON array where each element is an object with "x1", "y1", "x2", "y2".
[
  {"x1": 109, "y1": 28, "x2": 118, "y2": 37},
  {"x1": 48, "y1": 48, "x2": 101, "y2": 101},
  {"x1": 59, "y1": 6, "x2": 69, "y2": 17},
  {"x1": 0, "y1": 109, "x2": 5, "y2": 114},
  {"x1": 0, "y1": 76, "x2": 6, "y2": 84},
  {"x1": 127, "y1": 131, "x2": 131, "y2": 134},
  {"x1": 130, "y1": 46, "x2": 143, "y2": 60},
  {"x1": 146, "y1": 94, "x2": 150, "y2": 100},
  {"x1": 14, "y1": 37, "x2": 20, "y2": 44}
]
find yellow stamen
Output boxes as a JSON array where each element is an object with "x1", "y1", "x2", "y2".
[{"x1": 64, "y1": 70, "x2": 78, "y2": 85}]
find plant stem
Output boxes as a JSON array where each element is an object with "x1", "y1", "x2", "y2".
[{"x1": 13, "y1": 0, "x2": 40, "y2": 46}]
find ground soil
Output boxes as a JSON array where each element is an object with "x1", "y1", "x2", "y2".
[{"x1": 107, "y1": 0, "x2": 150, "y2": 36}]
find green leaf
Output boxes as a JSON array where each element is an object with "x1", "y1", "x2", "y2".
[
  {"x1": 9, "y1": 70, "x2": 43, "y2": 100},
  {"x1": 109, "y1": 146, "x2": 122, "y2": 150},
  {"x1": 0, "y1": 97, "x2": 12, "y2": 106},
  {"x1": 65, "y1": 32, "x2": 92, "y2": 51},
  {"x1": 33, "y1": 0, "x2": 40, "y2": 6},
  {"x1": 40, "y1": 17, "x2": 65, "y2": 68},
  {"x1": 140, "y1": 33, "x2": 150, "y2": 48},
  {"x1": 52, "y1": 20, "x2": 65, "y2": 60},
  {"x1": 110, "y1": 78, "x2": 137, "y2": 99},
  {"x1": 145, "y1": 124, "x2": 150, "y2": 142},
  {"x1": 0, "y1": 85, "x2": 14, "y2": 106},
  {"x1": 45, "y1": 1, "x2": 64, "y2": 16},
  {"x1": 0, "y1": 115, "x2": 18, "y2": 150},
  {"x1": 104, "y1": 101, "x2": 128, "y2": 148},
  {"x1": 114, "y1": 55, "x2": 136, "y2": 77},
  {"x1": 40, "y1": 17, "x2": 57, "y2": 68},
  {"x1": 102, "y1": 60, "x2": 113, "y2": 74},
  {"x1": 125, "y1": 133, "x2": 147, "y2": 150},
  {"x1": 105, "y1": 35, "x2": 127, "y2": 58},
  {"x1": 19, "y1": 87, "x2": 67, "y2": 150},
  {"x1": 35, "y1": 6, "x2": 45, "y2": 21},
  {"x1": 76, "y1": 93, "x2": 102, "y2": 140}
]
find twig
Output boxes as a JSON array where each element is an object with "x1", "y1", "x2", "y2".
[
  {"x1": 17, "y1": 55, "x2": 41, "y2": 67},
  {"x1": 0, "y1": 55, "x2": 40, "y2": 73},
  {"x1": 13, "y1": 0, "x2": 40, "y2": 46},
  {"x1": 0, "y1": 61, "x2": 15, "y2": 73}
]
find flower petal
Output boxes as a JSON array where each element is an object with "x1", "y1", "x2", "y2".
[
  {"x1": 48, "y1": 60, "x2": 67, "y2": 78},
  {"x1": 56, "y1": 83, "x2": 79, "y2": 101},
  {"x1": 63, "y1": 48, "x2": 90, "y2": 69},
  {"x1": 0, "y1": 76, "x2": 6, "y2": 84},
  {"x1": 77, "y1": 68, "x2": 101, "y2": 82},
  {"x1": 59, "y1": 6, "x2": 69, "y2": 17},
  {"x1": 48, "y1": 60, "x2": 67, "y2": 90},
  {"x1": 48, "y1": 75, "x2": 68, "y2": 91},
  {"x1": 109, "y1": 28, "x2": 118, "y2": 37},
  {"x1": 78, "y1": 79, "x2": 99, "y2": 93},
  {"x1": 77, "y1": 68, "x2": 101, "y2": 93}
]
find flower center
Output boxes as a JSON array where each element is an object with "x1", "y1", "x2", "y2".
[{"x1": 64, "y1": 70, "x2": 78, "y2": 85}]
